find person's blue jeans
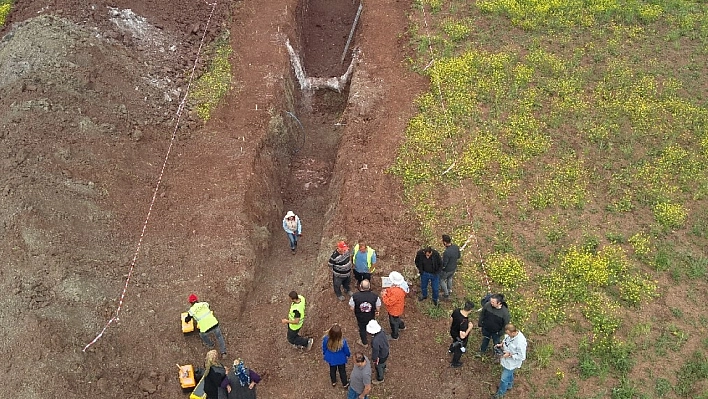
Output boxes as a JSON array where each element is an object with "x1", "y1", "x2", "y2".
[
  {"x1": 420, "y1": 272, "x2": 440, "y2": 301},
  {"x1": 286, "y1": 232, "x2": 298, "y2": 250},
  {"x1": 348, "y1": 386, "x2": 368, "y2": 399},
  {"x1": 480, "y1": 328, "x2": 503, "y2": 353},
  {"x1": 200, "y1": 324, "x2": 227, "y2": 355},
  {"x1": 496, "y1": 366, "x2": 515, "y2": 395}
]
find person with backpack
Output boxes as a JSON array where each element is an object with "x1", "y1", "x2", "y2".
[
  {"x1": 478, "y1": 293, "x2": 510, "y2": 357},
  {"x1": 449, "y1": 300, "x2": 475, "y2": 368}
]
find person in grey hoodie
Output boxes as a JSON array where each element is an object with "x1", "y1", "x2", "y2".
[
  {"x1": 478, "y1": 293, "x2": 510, "y2": 356},
  {"x1": 440, "y1": 234, "x2": 461, "y2": 300},
  {"x1": 492, "y1": 324, "x2": 527, "y2": 398},
  {"x1": 367, "y1": 320, "x2": 390, "y2": 384}
]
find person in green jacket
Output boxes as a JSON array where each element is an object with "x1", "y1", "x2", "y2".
[{"x1": 281, "y1": 290, "x2": 314, "y2": 350}]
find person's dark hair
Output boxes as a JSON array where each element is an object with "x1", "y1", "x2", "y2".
[
  {"x1": 491, "y1": 293, "x2": 507, "y2": 307},
  {"x1": 463, "y1": 300, "x2": 475, "y2": 311},
  {"x1": 288, "y1": 291, "x2": 298, "y2": 300},
  {"x1": 442, "y1": 234, "x2": 452, "y2": 244},
  {"x1": 354, "y1": 352, "x2": 365, "y2": 363},
  {"x1": 505, "y1": 323, "x2": 517, "y2": 333},
  {"x1": 423, "y1": 246, "x2": 433, "y2": 254}
]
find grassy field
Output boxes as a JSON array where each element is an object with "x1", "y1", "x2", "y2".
[{"x1": 395, "y1": 0, "x2": 708, "y2": 397}]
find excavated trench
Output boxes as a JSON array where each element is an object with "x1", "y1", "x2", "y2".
[
  {"x1": 232, "y1": 0, "x2": 362, "y2": 386},
  {"x1": 269, "y1": 0, "x2": 360, "y2": 266}
]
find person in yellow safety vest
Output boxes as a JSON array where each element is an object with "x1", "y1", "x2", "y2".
[
  {"x1": 352, "y1": 240, "x2": 376, "y2": 287},
  {"x1": 185, "y1": 294, "x2": 228, "y2": 359},
  {"x1": 281, "y1": 290, "x2": 314, "y2": 350}
]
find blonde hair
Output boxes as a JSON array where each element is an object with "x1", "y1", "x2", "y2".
[{"x1": 203, "y1": 349, "x2": 220, "y2": 379}]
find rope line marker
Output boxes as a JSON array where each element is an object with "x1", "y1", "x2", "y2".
[
  {"x1": 418, "y1": 4, "x2": 492, "y2": 295},
  {"x1": 83, "y1": 1, "x2": 219, "y2": 352}
]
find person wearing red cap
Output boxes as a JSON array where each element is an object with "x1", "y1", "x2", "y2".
[
  {"x1": 328, "y1": 241, "x2": 353, "y2": 301},
  {"x1": 185, "y1": 294, "x2": 228, "y2": 359}
]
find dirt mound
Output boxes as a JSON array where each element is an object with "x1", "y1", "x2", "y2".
[{"x1": 0, "y1": 13, "x2": 200, "y2": 398}]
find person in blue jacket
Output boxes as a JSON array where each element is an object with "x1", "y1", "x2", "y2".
[{"x1": 322, "y1": 323, "x2": 351, "y2": 387}]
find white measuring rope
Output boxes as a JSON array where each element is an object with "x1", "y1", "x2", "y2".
[
  {"x1": 83, "y1": 1, "x2": 219, "y2": 352},
  {"x1": 419, "y1": 2, "x2": 492, "y2": 294}
]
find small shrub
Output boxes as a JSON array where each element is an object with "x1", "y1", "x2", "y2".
[
  {"x1": 686, "y1": 255, "x2": 708, "y2": 279},
  {"x1": 533, "y1": 343, "x2": 554, "y2": 369},
  {"x1": 675, "y1": 352, "x2": 708, "y2": 396},
  {"x1": 618, "y1": 274, "x2": 658, "y2": 306},
  {"x1": 653, "y1": 201, "x2": 688, "y2": 230},
  {"x1": 628, "y1": 232, "x2": 652, "y2": 260},
  {"x1": 611, "y1": 378, "x2": 640, "y2": 399},
  {"x1": 654, "y1": 378, "x2": 672, "y2": 397},
  {"x1": 605, "y1": 232, "x2": 625, "y2": 244},
  {"x1": 487, "y1": 253, "x2": 529, "y2": 288}
]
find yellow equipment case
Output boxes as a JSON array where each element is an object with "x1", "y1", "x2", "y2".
[{"x1": 181, "y1": 312, "x2": 195, "y2": 333}]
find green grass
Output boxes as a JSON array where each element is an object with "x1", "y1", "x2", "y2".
[
  {"x1": 675, "y1": 352, "x2": 708, "y2": 397},
  {"x1": 401, "y1": 0, "x2": 708, "y2": 395}
]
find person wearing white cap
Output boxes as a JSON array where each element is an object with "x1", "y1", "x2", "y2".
[
  {"x1": 381, "y1": 272, "x2": 407, "y2": 340},
  {"x1": 282, "y1": 211, "x2": 302, "y2": 254},
  {"x1": 366, "y1": 320, "x2": 389, "y2": 384}
]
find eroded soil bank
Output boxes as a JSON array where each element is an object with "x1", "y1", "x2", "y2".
[{"x1": 0, "y1": 0, "x2": 467, "y2": 397}]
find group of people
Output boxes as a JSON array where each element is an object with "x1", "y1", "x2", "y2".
[
  {"x1": 414, "y1": 234, "x2": 461, "y2": 305},
  {"x1": 185, "y1": 295, "x2": 262, "y2": 398},
  {"x1": 449, "y1": 294, "x2": 527, "y2": 398},
  {"x1": 184, "y1": 211, "x2": 526, "y2": 398}
]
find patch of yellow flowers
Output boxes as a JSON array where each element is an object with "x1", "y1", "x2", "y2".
[
  {"x1": 0, "y1": 2, "x2": 11, "y2": 27},
  {"x1": 191, "y1": 34, "x2": 233, "y2": 121},
  {"x1": 487, "y1": 253, "x2": 529, "y2": 288},
  {"x1": 653, "y1": 201, "x2": 688, "y2": 230}
]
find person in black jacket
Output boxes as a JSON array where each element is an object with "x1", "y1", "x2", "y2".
[
  {"x1": 203, "y1": 350, "x2": 231, "y2": 399},
  {"x1": 349, "y1": 279, "x2": 381, "y2": 347},
  {"x1": 478, "y1": 294, "x2": 511, "y2": 356},
  {"x1": 415, "y1": 246, "x2": 443, "y2": 305}
]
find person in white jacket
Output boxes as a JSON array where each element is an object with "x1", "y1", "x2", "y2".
[
  {"x1": 493, "y1": 324, "x2": 527, "y2": 398},
  {"x1": 282, "y1": 211, "x2": 302, "y2": 254}
]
